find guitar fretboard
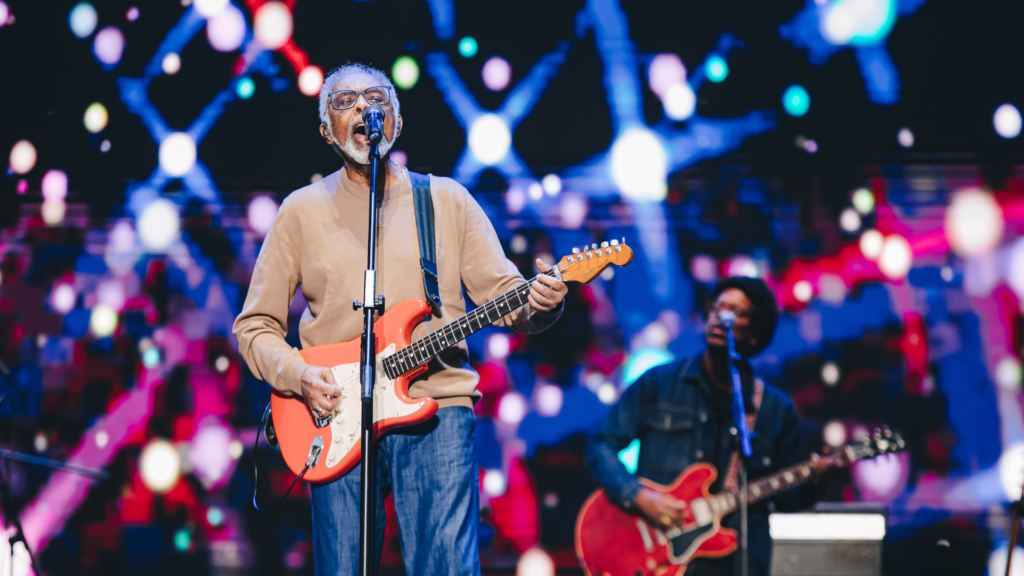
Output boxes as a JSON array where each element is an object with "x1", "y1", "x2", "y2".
[{"x1": 382, "y1": 269, "x2": 556, "y2": 379}]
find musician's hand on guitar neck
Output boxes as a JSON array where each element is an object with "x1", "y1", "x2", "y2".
[
  {"x1": 300, "y1": 366, "x2": 343, "y2": 417},
  {"x1": 634, "y1": 488, "x2": 686, "y2": 529},
  {"x1": 529, "y1": 259, "x2": 568, "y2": 312},
  {"x1": 808, "y1": 452, "x2": 834, "y2": 479}
]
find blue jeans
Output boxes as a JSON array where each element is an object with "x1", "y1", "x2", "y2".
[{"x1": 311, "y1": 406, "x2": 481, "y2": 576}]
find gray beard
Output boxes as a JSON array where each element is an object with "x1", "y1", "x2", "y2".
[{"x1": 342, "y1": 131, "x2": 393, "y2": 165}]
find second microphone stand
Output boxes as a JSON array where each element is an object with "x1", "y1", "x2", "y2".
[{"x1": 724, "y1": 319, "x2": 753, "y2": 576}]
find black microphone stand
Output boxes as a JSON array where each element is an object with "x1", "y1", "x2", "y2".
[
  {"x1": 724, "y1": 319, "x2": 753, "y2": 576},
  {"x1": 356, "y1": 106, "x2": 387, "y2": 576}
]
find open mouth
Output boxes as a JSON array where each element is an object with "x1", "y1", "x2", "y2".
[{"x1": 354, "y1": 124, "x2": 367, "y2": 136}]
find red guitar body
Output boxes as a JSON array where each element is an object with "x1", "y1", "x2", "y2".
[
  {"x1": 270, "y1": 299, "x2": 439, "y2": 483},
  {"x1": 575, "y1": 463, "x2": 737, "y2": 576}
]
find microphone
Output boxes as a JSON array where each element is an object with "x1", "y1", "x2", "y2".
[
  {"x1": 718, "y1": 309, "x2": 736, "y2": 329},
  {"x1": 362, "y1": 105, "x2": 385, "y2": 145}
]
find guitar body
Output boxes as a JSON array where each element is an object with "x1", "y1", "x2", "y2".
[
  {"x1": 270, "y1": 298, "x2": 439, "y2": 483},
  {"x1": 575, "y1": 463, "x2": 737, "y2": 576}
]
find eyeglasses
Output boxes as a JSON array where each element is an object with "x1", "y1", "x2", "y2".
[
  {"x1": 706, "y1": 303, "x2": 751, "y2": 321},
  {"x1": 328, "y1": 86, "x2": 391, "y2": 111}
]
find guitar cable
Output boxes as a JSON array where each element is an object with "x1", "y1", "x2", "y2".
[{"x1": 252, "y1": 402, "x2": 319, "y2": 511}]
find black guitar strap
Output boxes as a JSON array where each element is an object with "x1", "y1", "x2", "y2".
[{"x1": 408, "y1": 172, "x2": 443, "y2": 310}]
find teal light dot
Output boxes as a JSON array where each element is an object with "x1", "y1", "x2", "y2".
[
  {"x1": 142, "y1": 348, "x2": 160, "y2": 368},
  {"x1": 458, "y1": 36, "x2": 478, "y2": 58},
  {"x1": 623, "y1": 348, "x2": 674, "y2": 387},
  {"x1": 782, "y1": 84, "x2": 811, "y2": 117},
  {"x1": 236, "y1": 78, "x2": 255, "y2": 100},
  {"x1": 207, "y1": 507, "x2": 223, "y2": 527},
  {"x1": 618, "y1": 439, "x2": 640, "y2": 474},
  {"x1": 706, "y1": 55, "x2": 728, "y2": 83},
  {"x1": 173, "y1": 528, "x2": 191, "y2": 553}
]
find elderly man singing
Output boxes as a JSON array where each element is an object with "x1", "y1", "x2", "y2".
[{"x1": 233, "y1": 64, "x2": 567, "y2": 575}]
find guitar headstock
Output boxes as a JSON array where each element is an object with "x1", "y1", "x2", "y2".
[
  {"x1": 839, "y1": 426, "x2": 907, "y2": 466},
  {"x1": 556, "y1": 240, "x2": 635, "y2": 284}
]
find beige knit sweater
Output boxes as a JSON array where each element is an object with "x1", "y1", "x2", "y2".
[{"x1": 233, "y1": 165, "x2": 561, "y2": 408}]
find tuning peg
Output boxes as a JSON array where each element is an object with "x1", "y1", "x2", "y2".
[
  {"x1": 600, "y1": 241, "x2": 609, "y2": 248},
  {"x1": 610, "y1": 239, "x2": 619, "y2": 246},
  {"x1": 592, "y1": 243, "x2": 598, "y2": 250},
  {"x1": 572, "y1": 247, "x2": 580, "y2": 254}
]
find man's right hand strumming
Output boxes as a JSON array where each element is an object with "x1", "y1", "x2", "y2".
[
  {"x1": 634, "y1": 488, "x2": 687, "y2": 530},
  {"x1": 300, "y1": 366, "x2": 343, "y2": 418}
]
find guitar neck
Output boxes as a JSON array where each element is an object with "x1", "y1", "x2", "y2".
[
  {"x1": 710, "y1": 450, "x2": 850, "y2": 516},
  {"x1": 382, "y1": 269, "x2": 557, "y2": 379}
]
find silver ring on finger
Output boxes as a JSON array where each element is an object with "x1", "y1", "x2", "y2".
[{"x1": 314, "y1": 405, "x2": 323, "y2": 415}]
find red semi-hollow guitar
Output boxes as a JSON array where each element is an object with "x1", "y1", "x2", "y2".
[
  {"x1": 575, "y1": 428, "x2": 905, "y2": 576},
  {"x1": 270, "y1": 241, "x2": 634, "y2": 483}
]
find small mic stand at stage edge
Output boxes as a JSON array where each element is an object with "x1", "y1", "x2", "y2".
[
  {"x1": 354, "y1": 108, "x2": 387, "y2": 576},
  {"x1": 725, "y1": 323, "x2": 754, "y2": 576},
  {"x1": 0, "y1": 395, "x2": 107, "y2": 576},
  {"x1": 1005, "y1": 482, "x2": 1024, "y2": 576}
]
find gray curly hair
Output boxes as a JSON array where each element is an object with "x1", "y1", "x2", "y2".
[{"x1": 318, "y1": 64, "x2": 401, "y2": 132}]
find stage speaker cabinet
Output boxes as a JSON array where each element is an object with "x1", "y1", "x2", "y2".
[{"x1": 769, "y1": 504, "x2": 886, "y2": 576}]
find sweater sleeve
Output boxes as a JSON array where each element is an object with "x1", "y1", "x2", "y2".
[
  {"x1": 456, "y1": 185, "x2": 562, "y2": 334},
  {"x1": 232, "y1": 199, "x2": 312, "y2": 396}
]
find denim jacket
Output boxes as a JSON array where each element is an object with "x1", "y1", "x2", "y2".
[{"x1": 585, "y1": 356, "x2": 812, "y2": 576}]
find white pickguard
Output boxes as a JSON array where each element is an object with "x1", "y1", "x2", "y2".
[{"x1": 321, "y1": 344, "x2": 428, "y2": 469}]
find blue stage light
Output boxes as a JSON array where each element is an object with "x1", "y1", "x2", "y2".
[
  {"x1": 705, "y1": 55, "x2": 729, "y2": 83},
  {"x1": 783, "y1": 84, "x2": 810, "y2": 117}
]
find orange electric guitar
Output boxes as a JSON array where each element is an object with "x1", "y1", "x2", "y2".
[
  {"x1": 575, "y1": 428, "x2": 905, "y2": 576},
  {"x1": 269, "y1": 241, "x2": 634, "y2": 483}
]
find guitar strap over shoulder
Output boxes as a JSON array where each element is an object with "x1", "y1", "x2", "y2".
[
  {"x1": 722, "y1": 377, "x2": 764, "y2": 492},
  {"x1": 408, "y1": 172, "x2": 443, "y2": 310}
]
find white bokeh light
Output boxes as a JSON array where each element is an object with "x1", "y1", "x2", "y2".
[
  {"x1": 298, "y1": 65, "x2": 324, "y2": 97},
  {"x1": 897, "y1": 127, "x2": 914, "y2": 148},
  {"x1": 1007, "y1": 239, "x2": 1024, "y2": 301},
  {"x1": 541, "y1": 174, "x2": 561, "y2": 196},
  {"x1": 534, "y1": 383, "x2": 564, "y2": 417},
  {"x1": 97, "y1": 279, "x2": 126, "y2": 311},
  {"x1": 140, "y1": 439, "x2": 181, "y2": 494},
  {"x1": 840, "y1": 207, "x2": 861, "y2": 232},
  {"x1": 482, "y1": 469, "x2": 506, "y2": 496},
  {"x1": 89, "y1": 304, "x2": 118, "y2": 337},
  {"x1": 486, "y1": 333, "x2": 511, "y2": 360},
  {"x1": 247, "y1": 195, "x2": 279, "y2": 237},
  {"x1": 9, "y1": 140, "x2": 37, "y2": 174},
  {"x1": 110, "y1": 221, "x2": 136, "y2": 254},
  {"x1": 206, "y1": 4, "x2": 246, "y2": 52},
  {"x1": 664, "y1": 82, "x2": 696, "y2": 121},
  {"x1": 860, "y1": 229, "x2": 884, "y2": 260},
  {"x1": 821, "y1": 0, "x2": 893, "y2": 46},
  {"x1": 852, "y1": 188, "x2": 875, "y2": 213},
  {"x1": 994, "y1": 104, "x2": 1023, "y2": 139},
  {"x1": 468, "y1": 114, "x2": 511, "y2": 165},
  {"x1": 42, "y1": 201, "x2": 67, "y2": 226},
  {"x1": 69, "y1": 2, "x2": 98, "y2": 39},
  {"x1": 944, "y1": 189, "x2": 1003, "y2": 258},
  {"x1": 215, "y1": 355, "x2": 230, "y2": 373},
  {"x1": 497, "y1": 391, "x2": 527, "y2": 425},
  {"x1": 41, "y1": 170, "x2": 68, "y2": 202},
  {"x1": 93, "y1": 26, "x2": 125, "y2": 66},
  {"x1": 51, "y1": 283, "x2": 77, "y2": 314},
  {"x1": 191, "y1": 420, "x2": 235, "y2": 488},
  {"x1": 559, "y1": 194, "x2": 588, "y2": 228},
  {"x1": 727, "y1": 255, "x2": 759, "y2": 278},
  {"x1": 691, "y1": 254, "x2": 717, "y2": 283},
  {"x1": 159, "y1": 132, "x2": 197, "y2": 176},
  {"x1": 879, "y1": 235, "x2": 912, "y2": 279},
  {"x1": 597, "y1": 382, "x2": 618, "y2": 404},
  {"x1": 162, "y1": 52, "x2": 181, "y2": 75},
  {"x1": 1000, "y1": 443, "x2": 1024, "y2": 501},
  {"x1": 648, "y1": 53, "x2": 686, "y2": 99},
  {"x1": 194, "y1": 0, "x2": 228, "y2": 17},
  {"x1": 138, "y1": 198, "x2": 181, "y2": 252},
  {"x1": 528, "y1": 182, "x2": 543, "y2": 200},
  {"x1": 853, "y1": 453, "x2": 907, "y2": 501},
  {"x1": 516, "y1": 549, "x2": 555, "y2": 576},
  {"x1": 823, "y1": 420, "x2": 846, "y2": 447},
  {"x1": 989, "y1": 546, "x2": 1024, "y2": 576},
  {"x1": 506, "y1": 186, "x2": 525, "y2": 215},
  {"x1": 481, "y1": 56, "x2": 511, "y2": 91},
  {"x1": 84, "y1": 102, "x2": 108, "y2": 133},
  {"x1": 254, "y1": 2, "x2": 292, "y2": 50},
  {"x1": 996, "y1": 357, "x2": 1022, "y2": 391},
  {"x1": 821, "y1": 361, "x2": 841, "y2": 386},
  {"x1": 793, "y1": 280, "x2": 813, "y2": 303},
  {"x1": 611, "y1": 128, "x2": 667, "y2": 202}
]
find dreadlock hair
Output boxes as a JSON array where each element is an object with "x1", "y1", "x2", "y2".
[{"x1": 709, "y1": 276, "x2": 779, "y2": 356}]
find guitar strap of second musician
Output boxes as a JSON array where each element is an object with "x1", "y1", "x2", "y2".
[{"x1": 722, "y1": 377, "x2": 764, "y2": 493}]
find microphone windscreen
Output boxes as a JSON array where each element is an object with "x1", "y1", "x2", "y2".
[{"x1": 718, "y1": 310, "x2": 736, "y2": 328}]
